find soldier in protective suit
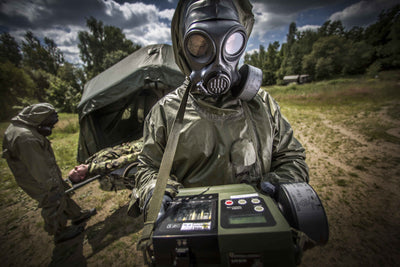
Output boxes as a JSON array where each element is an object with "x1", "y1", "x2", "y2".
[
  {"x1": 133, "y1": 0, "x2": 309, "y2": 218},
  {"x1": 2, "y1": 103, "x2": 96, "y2": 243}
]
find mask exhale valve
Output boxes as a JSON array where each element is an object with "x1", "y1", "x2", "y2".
[{"x1": 207, "y1": 73, "x2": 230, "y2": 95}]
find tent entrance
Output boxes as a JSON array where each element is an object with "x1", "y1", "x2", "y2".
[
  {"x1": 92, "y1": 81, "x2": 170, "y2": 150},
  {"x1": 77, "y1": 44, "x2": 185, "y2": 163}
]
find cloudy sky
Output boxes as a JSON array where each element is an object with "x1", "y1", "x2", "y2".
[{"x1": 1, "y1": 0, "x2": 399, "y2": 64}]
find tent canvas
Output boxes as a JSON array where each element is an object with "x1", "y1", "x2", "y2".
[{"x1": 77, "y1": 44, "x2": 185, "y2": 163}]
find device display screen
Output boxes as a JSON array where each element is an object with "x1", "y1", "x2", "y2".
[
  {"x1": 229, "y1": 215, "x2": 267, "y2": 225},
  {"x1": 174, "y1": 201, "x2": 213, "y2": 222}
]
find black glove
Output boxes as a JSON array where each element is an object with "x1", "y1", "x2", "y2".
[
  {"x1": 259, "y1": 172, "x2": 281, "y2": 198},
  {"x1": 144, "y1": 192, "x2": 172, "y2": 222},
  {"x1": 157, "y1": 195, "x2": 172, "y2": 221},
  {"x1": 260, "y1": 180, "x2": 276, "y2": 197}
]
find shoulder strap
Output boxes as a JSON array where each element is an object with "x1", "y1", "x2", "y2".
[{"x1": 137, "y1": 81, "x2": 192, "y2": 254}]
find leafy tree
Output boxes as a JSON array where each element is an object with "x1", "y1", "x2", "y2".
[
  {"x1": 244, "y1": 45, "x2": 265, "y2": 70},
  {"x1": 21, "y1": 31, "x2": 64, "y2": 75},
  {"x1": 244, "y1": 44, "x2": 281, "y2": 85},
  {"x1": 315, "y1": 57, "x2": 334, "y2": 80},
  {"x1": 370, "y1": 5, "x2": 400, "y2": 69},
  {"x1": 25, "y1": 68, "x2": 51, "y2": 101},
  {"x1": 266, "y1": 41, "x2": 281, "y2": 70},
  {"x1": 264, "y1": 41, "x2": 281, "y2": 85},
  {"x1": 43, "y1": 62, "x2": 85, "y2": 112},
  {"x1": 102, "y1": 50, "x2": 130, "y2": 70},
  {"x1": 364, "y1": 5, "x2": 399, "y2": 47},
  {"x1": 57, "y1": 62, "x2": 83, "y2": 92},
  {"x1": 0, "y1": 61, "x2": 36, "y2": 120},
  {"x1": 286, "y1": 22, "x2": 297, "y2": 50},
  {"x1": 288, "y1": 43, "x2": 303, "y2": 74},
  {"x1": 302, "y1": 53, "x2": 316, "y2": 78},
  {"x1": 0, "y1": 33, "x2": 21, "y2": 66},
  {"x1": 342, "y1": 41, "x2": 374, "y2": 75},
  {"x1": 46, "y1": 74, "x2": 81, "y2": 113},
  {"x1": 302, "y1": 36, "x2": 347, "y2": 79},
  {"x1": 318, "y1": 20, "x2": 345, "y2": 38},
  {"x1": 78, "y1": 17, "x2": 141, "y2": 79},
  {"x1": 345, "y1": 26, "x2": 364, "y2": 42}
]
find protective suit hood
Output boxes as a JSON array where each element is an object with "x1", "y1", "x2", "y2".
[
  {"x1": 172, "y1": 0, "x2": 255, "y2": 77},
  {"x1": 11, "y1": 103, "x2": 56, "y2": 128}
]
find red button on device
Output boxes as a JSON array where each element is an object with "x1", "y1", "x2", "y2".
[{"x1": 225, "y1": 200, "x2": 233, "y2": 206}]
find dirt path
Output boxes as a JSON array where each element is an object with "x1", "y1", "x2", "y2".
[
  {"x1": 298, "y1": 109, "x2": 400, "y2": 266},
  {"x1": 1, "y1": 104, "x2": 399, "y2": 266}
]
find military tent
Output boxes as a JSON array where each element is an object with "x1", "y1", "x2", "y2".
[{"x1": 77, "y1": 44, "x2": 185, "y2": 162}]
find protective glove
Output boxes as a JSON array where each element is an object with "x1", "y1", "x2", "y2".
[
  {"x1": 144, "y1": 193, "x2": 172, "y2": 223},
  {"x1": 260, "y1": 181, "x2": 276, "y2": 197},
  {"x1": 259, "y1": 172, "x2": 280, "y2": 198},
  {"x1": 156, "y1": 195, "x2": 172, "y2": 221},
  {"x1": 260, "y1": 172, "x2": 299, "y2": 198}
]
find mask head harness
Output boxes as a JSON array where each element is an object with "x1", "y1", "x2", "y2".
[{"x1": 182, "y1": 0, "x2": 262, "y2": 100}]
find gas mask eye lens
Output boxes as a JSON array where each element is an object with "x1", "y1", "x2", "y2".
[
  {"x1": 187, "y1": 34, "x2": 210, "y2": 57},
  {"x1": 225, "y1": 32, "x2": 244, "y2": 56}
]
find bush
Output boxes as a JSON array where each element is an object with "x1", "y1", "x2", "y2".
[
  {"x1": 366, "y1": 61, "x2": 382, "y2": 78},
  {"x1": 315, "y1": 57, "x2": 334, "y2": 80},
  {"x1": 0, "y1": 61, "x2": 36, "y2": 121}
]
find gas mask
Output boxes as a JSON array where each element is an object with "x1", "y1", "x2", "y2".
[
  {"x1": 37, "y1": 112, "x2": 59, "y2": 136},
  {"x1": 182, "y1": 1, "x2": 262, "y2": 101}
]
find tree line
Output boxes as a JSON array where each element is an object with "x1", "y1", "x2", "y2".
[
  {"x1": 244, "y1": 4, "x2": 400, "y2": 85},
  {"x1": 1, "y1": 5, "x2": 399, "y2": 120},
  {"x1": 0, "y1": 17, "x2": 141, "y2": 121}
]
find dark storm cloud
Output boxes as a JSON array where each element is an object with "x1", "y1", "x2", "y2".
[
  {"x1": 251, "y1": 0, "x2": 349, "y2": 15},
  {"x1": 1, "y1": 0, "x2": 398, "y2": 63},
  {"x1": 0, "y1": 0, "x2": 156, "y2": 32},
  {"x1": 0, "y1": 0, "x2": 174, "y2": 63},
  {"x1": 248, "y1": 0, "x2": 400, "y2": 46},
  {"x1": 329, "y1": 0, "x2": 400, "y2": 28}
]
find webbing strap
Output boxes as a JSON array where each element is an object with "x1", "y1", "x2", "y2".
[{"x1": 137, "y1": 81, "x2": 192, "y2": 252}]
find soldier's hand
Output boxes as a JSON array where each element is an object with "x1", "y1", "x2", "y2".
[
  {"x1": 144, "y1": 194, "x2": 172, "y2": 222},
  {"x1": 260, "y1": 181, "x2": 276, "y2": 197},
  {"x1": 157, "y1": 195, "x2": 172, "y2": 221}
]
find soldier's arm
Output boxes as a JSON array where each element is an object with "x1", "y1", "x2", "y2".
[
  {"x1": 87, "y1": 152, "x2": 140, "y2": 176},
  {"x1": 134, "y1": 105, "x2": 182, "y2": 212},
  {"x1": 264, "y1": 93, "x2": 309, "y2": 184},
  {"x1": 15, "y1": 137, "x2": 62, "y2": 191}
]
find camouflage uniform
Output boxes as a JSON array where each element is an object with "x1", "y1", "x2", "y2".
[
  {"x1": 84, "y1": 140, "x2": 143, "y2": 176},
  {"x1": 2, "y1": 103, "x2": 83, "y2": 236}
]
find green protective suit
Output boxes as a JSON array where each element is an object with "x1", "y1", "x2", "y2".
[
  {"x1": 84, "y1": 139, "x2": 143, "y2": 176},
  {"x1": 2, "y1": 103, "x2": 82, "y2": 235},
  {"x1": 134, "y1": 0, "x2": 309, "y2": 212}
]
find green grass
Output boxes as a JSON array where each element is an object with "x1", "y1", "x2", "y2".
[
  {"x1": 265, "y1": 70, "x2": 400, "y2": 107},
  {"x1": 263, "y1": 70, "x2": 400, "y2": 144}
]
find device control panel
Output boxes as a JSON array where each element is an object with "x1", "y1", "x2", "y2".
[{"x1": 220, "y1": 193, "x2": 276, "y2": 228}]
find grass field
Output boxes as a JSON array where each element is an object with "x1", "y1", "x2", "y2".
[{"x1": 0, "y1": 71, "x2": 399, "y2": 266}]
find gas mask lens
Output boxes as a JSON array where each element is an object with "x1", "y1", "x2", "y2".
[
  {"x1": 224, "y1": 32, "x2": 244, "y2": 56},
  {"x1": 187, "y1": 34, "x2": 210, "y2": 57}
]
